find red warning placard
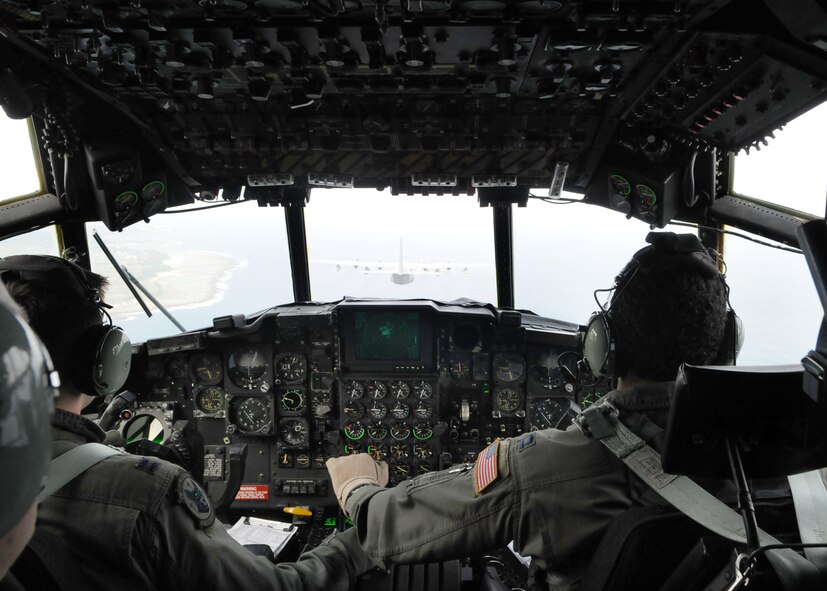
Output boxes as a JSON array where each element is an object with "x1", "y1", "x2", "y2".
[{"x1": 234, "y1": 484, "x2": 270, "y2": 501}]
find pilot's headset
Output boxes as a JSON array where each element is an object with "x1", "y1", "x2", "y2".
[
  {"x1": 0, "y1": 283, "x2": 58, "y2": 538},
  {"x1": 583, "y1": 232, "x2": 743, "y2": 379},
  {"x1": 0, "y1": 255, "x2": 132, "y2": 397}
]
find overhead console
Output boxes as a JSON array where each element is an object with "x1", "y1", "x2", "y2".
[{"x1": 121, "y1": 299, "x2": 603, "y2": 517}]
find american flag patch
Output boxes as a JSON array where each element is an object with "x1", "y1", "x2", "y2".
[{"x1": 474, "y1": 439, "x2": 500, "y2": 494}]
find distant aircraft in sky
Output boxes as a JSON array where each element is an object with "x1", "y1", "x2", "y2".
[{"x1": 316, "y1": 239, "x2": 491, "y2": 285}]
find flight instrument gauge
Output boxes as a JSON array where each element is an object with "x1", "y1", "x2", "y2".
[
  {"x1": 275, "y1": 353, "x2": 307, "y2": 384},
  {"x1": 413, "y1": 381, "x2": 433, "y2": 400},
  {"x1": 195, "y1": 386, "x2": 225, "y2": 414},
  {"x1": 232, "y1": 396, "x2": 272, "y2": 434},
  {"x1": 279, "y1": 418, "x2": 309, "y2": 447},
  {"x1": 368, "y1": 401, "x2": 387, "y2": 420},
  {"x1": 413, "y1": 401, "x2": 432, "y2": 419},
  {"x1": 391, "y1": 443, "x2": 409, "y2": 459},
  {"x1": 191, "y1": 352, "x2": 223, "y2": 385},
  {"x1": 367, "y1": 423, "x2": 388, "y2": 440},
  {"x1": 493, "y1": 353, "x2": 525, "y2": 384},
  {"x1": 344, "y1": 421, "x2": 366, "y2": 440},
  {"x1": 279, "y1": 387, "x2": 305, "y2": 414},
  {"x1": 368, "y1": 443, "x2": 388, "y2": 460},
  {"x1": 390, "y1": 422, "x2": 411, "y2": 441},
  {"x1": 390, "y1": 381, "x2": 410, "y2": 399},
  {"x1": 528, "y1": 398, "x2": 568, "y2": 430},
  {"x1": 390, "y1": 401, "x2": 410, "y2": 420},
  {"x1": 228, "y1": 346, "x2": 268, "y2": 390},
  {"x1": 412, "y1": 423, "x2": 433, "y2": 441},
  {"x1": 493, "y1": 387, "x2": 523, "y2": 414},
  {"x1": 413, "y1": 443, "x2": 433, "y2": 459},
  {"x1": 366, "y1": 381, "x2": 387, "y2": 399},
  {"x1": 343, "y1": 400, "x2": 365, "y2": 420},
  {"x1": 345, "y1": 381, "x2": 364, "y2": 399}
]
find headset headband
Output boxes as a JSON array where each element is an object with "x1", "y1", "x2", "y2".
[{"x1": 0, "y1": 255, "x2": 111, "y2": 310}]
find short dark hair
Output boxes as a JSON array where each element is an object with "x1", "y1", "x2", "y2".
[
  {"x1": 611, "y1": 251, "x2": 728, "y2": 382},
  {"x1": 1, "y1": 259, "x2": 108, "y2": 393}
]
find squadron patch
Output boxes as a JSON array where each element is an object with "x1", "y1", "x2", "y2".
[
  {"x1": 474, "y1": 438, "x2": 500, "y2": 494},
  {"x1": 176, "y1": 474, "x2": 215, "y2": 529}
]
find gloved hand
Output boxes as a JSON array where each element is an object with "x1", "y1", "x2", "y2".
[{"x1": 326, "y1": 454, "x2": 389, "y2": 513}]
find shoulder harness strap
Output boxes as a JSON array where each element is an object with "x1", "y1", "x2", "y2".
[{"x1": 37, "y1": 443, "x2": 124, "y2": 503}]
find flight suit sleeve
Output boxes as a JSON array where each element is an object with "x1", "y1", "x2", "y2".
[
  {"x1": 344, "y1": 443, "x2": 515, "y2": 567},
  {"x1": 138, "y1": 485, "x2": 374, "y2": 591}
]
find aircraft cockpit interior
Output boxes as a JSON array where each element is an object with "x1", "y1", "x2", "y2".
[{"x1": 2, "y1": 0, "x2": 827, "y2": 589}]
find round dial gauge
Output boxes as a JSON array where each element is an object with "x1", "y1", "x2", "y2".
[
  {"x1": 368, "y1": 443, "x2": 388, "y2": 460},
  {"x1": 390, "y1": 401, "x2": 410, "y2": 420},
  {"x1": 532, "y1": 365, "x2": 562, "y2": 390},
  {"x1": 234, "y1": 397, "x2": 271, "y2": 433},
  {"x1": 280, "y1": 387, "x2": 305, "y2": 413},
  {"x1": 343, "y1": 401, "x2": 364, "y2": 420},
  {"x1": 366, "y1": 381, "x2": 387, "y2": 400},
  {"x1": 391, "y1": 462, "x2": 411, "y2": 478},
  {"x1": 529, "y1": 398, "x2": 568, "y2": 430},
  {"x1": 367, "y1": 401, "x2": 388, "y2": 420},
  {"x1": 279, "y1": 418, "x2": 309, "y2": 447},
  {"x1": 416, "y1": 461, "x2": 432, "y2": 474},
  {"x1": 412, "y1": 401, "x2": 432, "y2": 420},
  {"x1": 450, "y1": 359, "x2": 471, "y2": 379},
  {"x1": 195, "y1": 386, "x2": 224, "y2": 413},
  {"x1": 275, "y1": 353, "x2": 307, "y2": 383},
  {"x1": 494, "y1": 387, "x2": 523, "y2": 414},
  {"x1": 344, "y1": 421, "x2": 366, "y2": 440},
  {"x1": 493, "y1": 353, "x2": 525, "y2": 384},
  {"x1": 367, "y1": 423, "x2": 388, "y2": 440},
  {"x1": 391, "y1": 443, "x2": 410, "y2": 460},
  {"x1": 167, "y1": 357, "x2": 189, "y2": 380},
  {"x1": 344, "y1": 442, "x2": 362, "y2": 455},
  {"x1": 345, "y1": 381, "x2": 364, "y2": 399},
  {"x1": 413, "y1": 443, "x2": 432, "y2": 458},
  {"x1": 228, "y1": 346, "x2": 268, "y2": 390},
  {"x1": 390, "y1": 422, "x2": 411, "y2": 441},
  {"x1": 191, "y1": 353, "x2": 223, "y2": 385},
  {"x1": 413, "y1": 422, "x2": 433, "y2": 441},
  {"x1": 413, "y1": 382, "x2": 433, "y2": 400},
  {"x1": 390, "y1": 381, "x2": 410, "y2": 399}
]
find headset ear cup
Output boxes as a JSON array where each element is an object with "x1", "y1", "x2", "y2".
[
  {"x1": 714, "y1": 310, "x2": 743, "y2": 365},
  {"x1": 583, "y1": 312, "x2": 617, "y2": 378},
  {"x1": 69, "y1": 325, "x2": 132, "y2": 396}
]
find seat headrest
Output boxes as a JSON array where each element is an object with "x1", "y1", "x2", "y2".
[{"x1": 662, "y1": 364, "x2": 827, "y2": 479}]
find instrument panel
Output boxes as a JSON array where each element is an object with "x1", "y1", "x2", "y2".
[{"x1": 122, "y1": 300, "x2": 604, "y2": 511}]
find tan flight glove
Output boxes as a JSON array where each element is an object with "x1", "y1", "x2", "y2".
[{"x1": 326, "y1": 453, "x2": 389, "y2": 513}]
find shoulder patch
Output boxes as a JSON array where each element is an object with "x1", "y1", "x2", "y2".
[
  {"x1": 517, "y1": 433, "x2": 536, "y2": 451},
  {"x1": 176, "y1": 474, "x2": 215, "y2": 529},
  {"x1": 135, "y1": 457, "x2": 161, "y2": 475},
  {"x1": 474, "y1": 438, "x2": 500, "y2": 494}
]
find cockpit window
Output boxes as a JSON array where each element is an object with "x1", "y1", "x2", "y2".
[
  {"x1": 305, "y1": 190, "x2": 497, "y2": 304},
  {"x1": 87, "y1": 200, "x2": 293, "y2": 342},
  {"x1": 0, "y1": 114, "x2": 42, "y2": 202},
  {"x1": 513, "y1": 200, "x2": 653, "y2": 321},
  {"x1": 0, "y1": 226, "x2": 59, "y2": 257},
  {"x1": 733, "y1": 101, "x2": 827, "y2": 218}
]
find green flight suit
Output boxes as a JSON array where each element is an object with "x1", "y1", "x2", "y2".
[
  {"x1": 32, "y1": 409, "x2": 372, "y2": 591},
  {"x1": 346, "y1": 383, "x2": 673, "y2": 591}
]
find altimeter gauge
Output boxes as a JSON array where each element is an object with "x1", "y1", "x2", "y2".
[{"x1": 275, "y1": 353, "x2": 307, "y2": 384}]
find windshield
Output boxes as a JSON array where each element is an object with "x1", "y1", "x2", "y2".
[
  {"x1": 305, "y1": 190, "x2": 497, "y2": 304},
  {"x1": 87, "y1": 200, "x2": 293, "y2": 342}
]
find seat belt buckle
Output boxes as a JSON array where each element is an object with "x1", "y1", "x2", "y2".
[{"x1": 574, "y1": 402, "x2": 619, "y2": 440}]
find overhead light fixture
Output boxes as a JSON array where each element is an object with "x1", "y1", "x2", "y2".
[
  {"x1": 411, "y1": 174, "x2": 457, "y2": 187},
  {"x1": 308, "y1": 173, "x2": 354, "y2": 188},
  {"x1": 247, "y1": 173, "x2": 295, "y2": 187},
  {"x1": 472, "y1": 175, "x2": 517, "y2": 188}
]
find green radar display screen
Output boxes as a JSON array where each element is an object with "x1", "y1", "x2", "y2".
[{"x1": 354, "y1": 311, "x2": 421, "y2": 361}]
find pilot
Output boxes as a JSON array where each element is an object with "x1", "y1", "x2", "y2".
[
  {"x1": 0, "y1": 283, "x2": 56, "y2": 586},
  {"x1": 0, "y1": 255, "x2": 373, "y2": 590},
  {"x1": 327, "y1": 232, "x2": 733, "y2": 590}
]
